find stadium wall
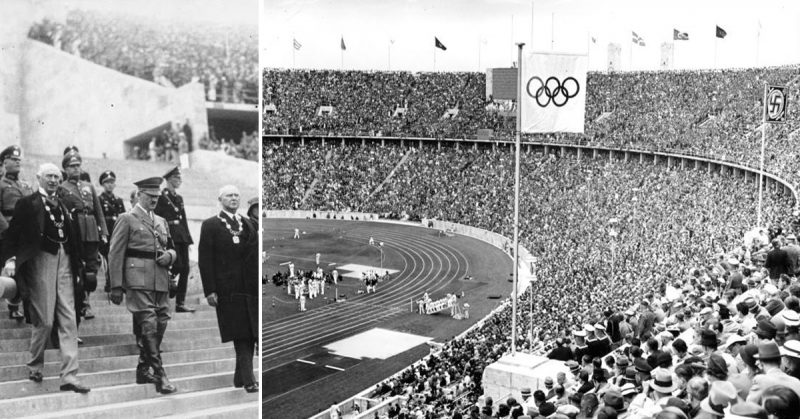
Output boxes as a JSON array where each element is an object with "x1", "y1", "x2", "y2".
[{"x1": 19, "y1": 40, "x2": 208, "y2": 159}]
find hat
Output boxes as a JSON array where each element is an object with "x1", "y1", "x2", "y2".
[
  {"x1": 63, "y1": 145, "x2": 79, "y2": 155},
  {"x1": 99, "y1": 170, "x2": 116, "y2": 185},
  {"x1": 780, "y1": 340, "x2": 800, "y2": 359},
  {"x1": 754, "y1": 319, "x2": 777, "y2": 340},
  {"x1": 603, "y1": 390, "x2": 627, "y2": 412},
  {"x1": 623, "y1": 366, "x2": 637, "y2": 383},
  {"x1": 664, "y1": 397, "x2": 689, "y2": 414},
  {"x1": 782, "y1": 310, "x2": 800, "y2": 327},
  {"x1": 538, "y1": 402, "x2": 556, "y2": 417},
  {"x1": 634, "y1": 358, "x2": 652, "y2": 374},
  {"x1": 163, "y1": 166, "x2": 181, "y2": 179},
  {"x1": 726, "y1": 401, "x2": 768, "y2": 419},
  {"x1": 566, "y1": 360, "x2": 580, "y2": 373},
  {"x1": 649, "y1": 368, "x2": 677, "y2": 393},
  {"x1": 699, "y1": 307, "x2": 713, "y2": 316},
  {"x1": 754, "y1": 341, "x2": 781, "y2": 361},
  {"x1": 744, "y1": 297, "x2": 758, "y2": 311},
  {"x1": 721, "y1": 334, "x2": 747, "y2": 350},
  {"x1": 248, "y1": 196, "x2": 259, "y2": 208},
  {"x1": 789, "y1": 234, "x2": 798, "y2": 241},
  {"x1": 0, "y1": 145, "x2": 21, "y2": 162},
  {"x1": 133, "y1": 177, "x2": 163, "y2": 197},
  {"x1": 728, "y1": 373, "x2": 752, "y2": 401},
  {"x1": 700, "y1": 380, "x2": 737, "y2": 416},
  {"x1": 572, "y1": 329, "x2": 587, "y2": 337},
  {"x1": 544, "y1": 376, "x2": 554, "y2": 388},
  {"x1": 616, "y1": 357, "x2": 630, "y2": 369},
  {"x1": 764, "y1": 283, "x2": 779, "y2": 296},
  {"x1": 520, "y1": 387, "x2": 531, "y2": 397},
  {"x1": 739, "y1": 344, "x2": 759, "y2": 370},
  {"x1": 62, "y1": 152, "x2": 81, "y2": 168},
  {"x1": 706, "y1": 354, "x2": 728, "y2": 378},
  {"x1": 619, "y1": 383, "x2": 637, "y2": 397},
  {"x1": 700, "y1": 329, "x2": 718, "y2": 347}
]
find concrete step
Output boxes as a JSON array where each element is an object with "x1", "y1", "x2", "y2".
[
  {"x1": 156, "y1": 400, "x2": 259, "y2": 418},
  {"x1": 0, "y1": 327, "x2": 222, "y2": 352},
  {"x1": 0, "y1": 357, "x2": 239, "y2": 400},
  {"x1": 0, "y1": 302, "x2": 215, "y2": 318},
  {"x1": 0, "y1": 318, "x2": 218, "y2": 339},
  {"x1": 0, "y1": 371, "x2": 234, "y2": 418},
  {"x1": 0, "y1": 345, "x2": 233, "y2": 382},
  {"x1": 0, "y1": 334, "x2": 225, "y2": 365},
  {"x1": 0, "y1": 309, "x2": 217, "y2": 329},
  {"x1": 22, "y1": 387, "x2": 258, "y2": 419}
]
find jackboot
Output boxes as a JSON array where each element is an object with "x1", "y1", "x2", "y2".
[
  {"x1": 135, "y1": 336, "x2": 157, "y2": 384},
  {"x1": 142, "y1": 333, "x2": 176, "y2": 394}
]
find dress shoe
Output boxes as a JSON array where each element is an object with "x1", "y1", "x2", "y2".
[
  {"x1": 60, "y1": 382, "x2": 91, "y2": 393},
  {"x1": 244, "y1": 383, "x2": 259, "y2": 393},
  {"x1": 29, "y1": 371, "x2": 43, "y2": 383},
  {"x1": 9, "y1": 307, "x2": 23, "y2": 320},
  {"x1": 82, "y1": 304, "x2": 95, "y2": 320},
  {"x1": 175, "y1": 304, "x2": 195, "y2": 313}
]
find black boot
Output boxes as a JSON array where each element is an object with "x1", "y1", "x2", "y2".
[
  {"x1": 142, "y1": 333, "x2": 176, "y2": 394},
  {"x1": 135, "y1": 336, "x2": 157, "y2": 384}
]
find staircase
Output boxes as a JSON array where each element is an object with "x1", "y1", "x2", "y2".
[
  {"x1": 0, "y1": 153, "x2": 259, "y2": 417},
  {"x1": 0, "y1": 272, "x2": 258, "y2": 418},
  {"x1": 368, "y1": 149, "x2": 414, "y2": 198}
]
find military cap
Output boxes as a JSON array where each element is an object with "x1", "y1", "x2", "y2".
[
  {"x1": 63, "y1": 145, "x2": 79, "y2": 156},
  {"x1": 134, "y1": 177, "x2": 163, "y2": 196},
  {"x1": 163, "y1": 166, "x2": 181, "y2": 179},
  {"x1": 62, "y1": 152, "x2": 81, "y2": 168},
  {"x1": 99, "y1": 170, "x2": 116, "y2": 185},
  {"x1": 0, "y1": 146, "x2": 21, "y2": 162},
  {"x1": 248, "y1": 196, "x2": 259, "y2": 207}
]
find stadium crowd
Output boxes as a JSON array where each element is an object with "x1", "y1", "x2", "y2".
[
  {"x1": 265, "y1": 142, "x2": 800, "y2": 418},
  {"x1": 29, "y1": 9, "x2": 257, "y2": 103},
  {"x1": 263, "y1": 67, "x2": 800, "y2": 185}
]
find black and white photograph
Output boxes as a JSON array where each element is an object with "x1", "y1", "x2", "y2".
[
  {"x1": 1, "y1": 0, "x2": 259, "y2": 417},
  {"x1": 263, "y1": 0, "x2": 800, "y2": 418}
]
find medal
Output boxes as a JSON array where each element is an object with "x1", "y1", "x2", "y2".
[
  {"x1": 58, "y1": 229, "x2": 64, "y2": 238},
  {"x1": 232, "y1": 236, "x2": 240, "y2": 244},
  {"x1": 217, "y1": 213, "x2": 243, "y2": 243}
]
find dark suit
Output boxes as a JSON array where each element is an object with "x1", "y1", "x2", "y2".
[
  {"x1": 155, "y1": 188, "x2": 192, "y2": 305},
  {"x1": 3, "y1": 191, "x2": 85, "y2": 384},
  {"x1": 198, "y1": 211, "x2": 258, "y2": 387}
]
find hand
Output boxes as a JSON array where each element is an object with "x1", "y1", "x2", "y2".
[
  {"x1": 2, "y1": 259, "x2": 15, "y2": 277},
  {"x1": 206, "y1": 292, "x2": 218, "y2": 307},
  {"x1": 156, "y1": 252, "x2": 172, "y2": 267},
  {"x1": 101, "y1": 235, "x2": 108, "y2": 244},
  {"x1": 110, "y1": 287, "x2": 124, "y2": 305}
]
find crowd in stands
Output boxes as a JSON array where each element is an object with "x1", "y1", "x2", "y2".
[
  {"x1": 264, "y1": 142, "x2": 800, "y2": 418},
  {"x1": 29, "y1": 9, "x2": 257, "y2": 103},
  {"x1": 263, "y1": 67, "x2": 800, "y2": 186},
  {"x1": 200, "y1": 129, "x2": 259, "y2": 162}
]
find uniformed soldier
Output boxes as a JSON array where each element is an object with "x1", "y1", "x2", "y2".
[
  {"x1": 0, "y1": 146, "x2": 34, "y2": 320},
  {"x1": 108, "y1": 177, "x2": 178, "y2": 394},
  {"x1": 58, "y1": 152, "x2": 108, "y2": 319},
  {"x1": 97, "y1": 170, "x2": 126, "y2": 292},
  {"x1": 154, "y1": 166, "x2": 194, "y2": 313}
]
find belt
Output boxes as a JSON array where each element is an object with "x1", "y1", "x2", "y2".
[
  {"x1": 125, "y1": 249, "x2": 158, "y2": 259},
  {"x1": 168, "y1": 220, "x2": 181, "y2": 225}
]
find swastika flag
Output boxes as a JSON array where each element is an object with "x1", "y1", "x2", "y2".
[{"x1": 520, "y1": 52, "x2": 588, "y2": 133}]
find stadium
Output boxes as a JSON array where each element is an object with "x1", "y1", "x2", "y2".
[
  {"x1": 264, "y1": 1, "x2": 800, "y2": 418},
  {"x1": 1, "y1": 1, "x2": 258, "y2": 417}
]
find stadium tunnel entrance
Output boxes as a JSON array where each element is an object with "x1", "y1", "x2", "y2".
[
  {"x1": 122, "y1": 121, "x2": 173, "y2": 160},
  {"x1": 206, "y1": 103, "x2": 258, "y2": 145}
]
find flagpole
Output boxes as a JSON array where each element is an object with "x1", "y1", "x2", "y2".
[
  {"x1": 388, "y1": 41, "x2": 392, "y2": 71},
  {"x1": 758, "y1": 83, "x2": 767, "y2": 227},
  {"x1": 551, "y1": 12, "x2": 554, "y2": 51},
  {"x1": 756, "y1": 21, "x2": 761, "y2": 66},
  {"x1": 433, "y1": 44, "x2": 436, "y2": 72},
  {"x1": 714, "y1": 30, "x2": 718, "y2": 68},
  {"x1": 512, "y1": 42, "x2": 525, "y2": 356}
]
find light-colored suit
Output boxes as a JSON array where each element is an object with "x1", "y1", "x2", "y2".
[{"x1": 746, "y1": 368, "x2": 800, "y2": 403}]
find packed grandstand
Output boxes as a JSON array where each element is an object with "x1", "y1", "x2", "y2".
[{"x1": 264, "y1": 65, "x2": 800, "y2": 418}]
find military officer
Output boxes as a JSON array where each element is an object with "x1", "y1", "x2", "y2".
[
  {"x1": 58, "y1": 152, "x2": 107, "y2": 319},
  {"x1": 108, "y1": 177, "x2": 178, "y2": 394},
  {"x1": 98, "y1": 170, "x2": 126, "y2": 292},
  {"x1": 0, "y1": 146, "x2": 34, "y2": 320},
  {"x1": 154, "y1": 166, "x2": 194, "y2": 312}
]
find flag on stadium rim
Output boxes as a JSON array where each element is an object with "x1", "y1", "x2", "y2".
[
  {"x1": 341, "y1": 37, "x2": 346, "y2": 51},
  {"x1": 520, "y1": 52, "x2": 588, "y2": 133},
  {"x1": 434, "y1": 37, "x2": 447, "y2": 51},
  {"x1": 716, "y1": 25, "x2": 727, "y2": 39},
  {"x1": 673, "y1": 29, "x2": 689, "y2": 41},
  {"x1": 293, "y1": 38, "x2": 302, "y2": 50},
  {"x1": 631, "y1": 31, "x2": 645, "y2": 46}
]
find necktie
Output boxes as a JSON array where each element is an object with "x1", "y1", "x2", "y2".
[{"x1": 230, "y1": 214, "x2": 240, "y2": 231}]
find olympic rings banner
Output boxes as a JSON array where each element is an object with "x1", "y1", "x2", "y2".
[{"x1": 520, "y1": 52, "x2": 588, "y2": 133}]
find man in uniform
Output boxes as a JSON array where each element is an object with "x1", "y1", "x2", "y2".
[
  {"x1": 3, "y1": 163, "x2": 90, "y2": 393},
  {"x1": 108, "y1": 177, "x2": 178, "y2": 394},
  {"x1": 58, "y1": 152, "x2": 107, "y2": 319},
  {"x1": 0, "y1": 146, "x2": 34, "y2": 320},
  {"x1": 198, "y1": 185, "x2": 259, "y2": 393},
  {"x1": 154, "y1": 166, "x2": 194, "y2": 313},
  {"x1": 97, "y1": 170, "x2": 126, "y2": 292}
]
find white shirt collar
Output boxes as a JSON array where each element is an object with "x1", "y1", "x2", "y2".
[
  {"x1": 38, "y1": 187, "x2": 54, "y2": 198},
  {"x1": 222, "y1": 210, "x2": 239, "y2": 221}
]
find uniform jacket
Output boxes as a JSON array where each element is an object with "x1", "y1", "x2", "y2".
[
  {"x1": 98, "y1": 191, "x2": 125, "y2": 234},
  {"x1": 155, "y1": 188, "x2": 193, "y2": 244},
  {"x1": 0, "y1": 174, "x2": 34, "y2": 238},
  {"x1": 58, "y1": 179, "x2": 108, "y2": 242},
  {"x1": 198, "y1": 212, "x2": 258, "y2": 342},
  {"x1": 2, "y1": 192, "x2": 86, "y2": 322},
  {"x1": 108, "y1": 205, "x2": 176, "y2": 292}
]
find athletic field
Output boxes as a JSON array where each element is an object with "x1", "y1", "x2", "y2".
[{"x1": 263, "y1": 219, "x2": 512, "y2": 418}]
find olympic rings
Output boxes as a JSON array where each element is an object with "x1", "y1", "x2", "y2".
[{"x1": 526, "y1": 76, "x2": 581, "y2": 107}]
